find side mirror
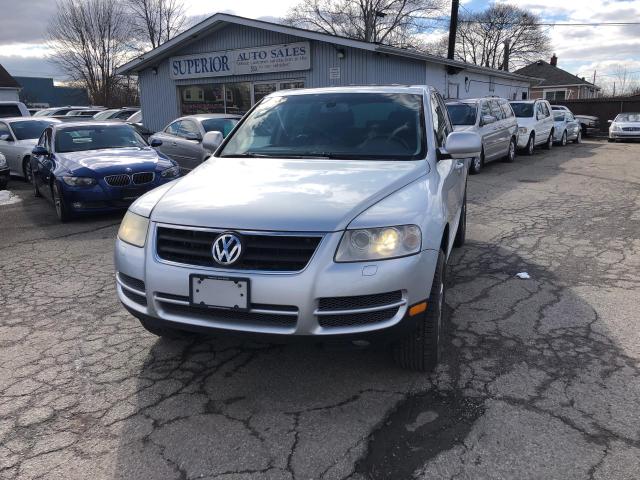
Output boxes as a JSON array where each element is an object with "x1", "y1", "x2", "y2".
[
  {"x1": 184, "y1": 132, "x2": 201, "y2": 142},
  {"x1": 439, "y1": 131, "x2": 482, "y2": 160},
  {"x1": 607, "y1": 119, "x2": 613, "y2": 124},
  {"x1": 481, "y1": 115, "x2": 496, "y2": 126},
  {"x1": 202, "y1": 131, "x2": 223, "y2": 152},
  {"x1": 32, "y1": 145, "x2": 49, "y2": 156},
  {"x1": 150, "y1": 138, "x2": 162, "y2": 148},
  {"x1": 0, "y1": 133, "x2": 11, "y2": 141}
]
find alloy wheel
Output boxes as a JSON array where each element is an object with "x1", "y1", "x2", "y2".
[{"x1": 562, "y1": 131, "x2": 567, "y2": 146}]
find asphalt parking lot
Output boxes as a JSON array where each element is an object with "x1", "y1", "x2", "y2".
[{"x1": 1, "y1": 139, "x2": 639, "y2": 480}]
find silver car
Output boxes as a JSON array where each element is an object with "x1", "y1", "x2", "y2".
[
  {"x1": 608, "y1": 113, "x2": 640, "y2": 142},
  {"x1": 114, "y1": 86, "x2": 481, "y2": 371},
  {"x1": 553, "y1": 111, "x2": 581, "y2": 145},
  {"x1": 446, "y1": 97, "x2": 518, "y2": 174},
  {"x1": 0, "y1": 117, "x2": 60, "y2": 180},
  {"x1": 150, "y1": 114, "x2": 241, "y2": 171}
]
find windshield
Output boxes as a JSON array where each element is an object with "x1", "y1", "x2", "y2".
[
  {"x1": 220, "y1": 92, "x2": 426, "y2": 160},
  {"x1": 93, "y1": 110, "x2": 117, "y2": 120},
  {"x1": 55, "y1": 125, "x2": 147, "y2": 153},
  {"x1": 9, "y1": 120, "x2": 52, "y2": 140},
  {"x1": 510, "y1": 103, "x2": 534, "y2": 118},
  {"x1": 201, "y1": 118, "x2": 239, "y2": 137},
  {"x1": 615, "y1": 113, "x2": 640, "y2": 122},
  {"x1": 446, "y1": 103, "x2": 477, "y2": 126},
  {"x1": 553, "y1": 113, "x2": 565, "y2": 121}
]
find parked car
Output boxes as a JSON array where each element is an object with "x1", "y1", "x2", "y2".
[
  {"x1": 0, "y1": 101, "x2": 30, "y2": 118},
  {"x1": 114, "y1": 86, "x2": 482, "y2": 371},
  {"x1": 551, "y1": 105, "x2": 600, "y2": 137},
  {"x1": 509, "y1": 99, "x2": 555, "y2": 154},
  {"x1": 150, "y1": 114, "x2": 241, "y2": 171},
  {"x1": 553, "y1": 111, "x2": 582, "y2": 145},
  {"x1": 30, "y1": 122, "x2": 180, "y2": 222},
  {"x1": 0, "y1": 117, "x2": 61, "y2": 180},
  {"x1": 28, "y1": 108, "x2": 42, "y2": 116},
  {"x1": 0, "y1": 153, "x2": 9, "y2": 189},
  {"x1": 608, "y1": 112, "x2": 640, "y2": 142},
  {"x1": 34, "y1": 106, "x2": 89, "y2": 117},
  {"x1": 446, "y1": 97, "x2": 517, "y2": 174},
  {"x1": 127, "y1": 111, "x2": 142, "y2": 123},
  {"x1": 65, "y1": 109, "x2": 105, "y2": 117},
  {"x1": 93, "y1": 108, "x2": 139, "y2": 121}
]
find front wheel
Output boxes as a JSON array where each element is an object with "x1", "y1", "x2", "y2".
[
  {"x1": 52, "y1": 181, "x2": 70, "y2": 222},
  {"x1": 574, "y1": 130, "x2": 582, "y2": 144},
  {"x1": 469, "y1": 151, "x2": 483, "y2": 175},
  {"x1": 393, "y1": 249, "x2": 446, "y2": 372},
  {"x1": 525, "y1": 133, "x2": 535, "y2": 155},
  {"x1": 23, "y1": 157, "x2": 32, "y2": 183},
  {"x1": 544, "y1": 131, "x2": 554, "y2": 150},
  {"x1": 560, "y1": 131, "x2": 567, "y2": 146},
  {"x1": 504, "y1": 137, "x2": 516, "y2": 162}
]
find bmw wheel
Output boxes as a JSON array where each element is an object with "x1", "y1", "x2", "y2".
[{"x1": 52, "y1": 181, "x2": 70, "y2": 222}]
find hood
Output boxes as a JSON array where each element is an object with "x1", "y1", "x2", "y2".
[
  {"x1": 56, "y1": 147, "x2": 165, "y2": 175},
  {"x1": 150, "y1": 157, "x2": 427, "y2": 232},
  {"x1": 453, "y1": 125, "x2": 477, "y2": 132}
]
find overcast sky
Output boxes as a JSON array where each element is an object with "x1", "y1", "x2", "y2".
[{"x1": 0, "y1": 0, "x2": 638, "y2": 89}]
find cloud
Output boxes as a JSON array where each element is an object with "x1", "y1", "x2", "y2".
[
  {"x1": 0, "y1": 55, "x2": 66, "y2": 81},
  {"x1": 0, "y1": 0, "x2": 57, "y2": 44}
]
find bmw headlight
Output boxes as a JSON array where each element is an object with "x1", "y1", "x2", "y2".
[
  {"x1": 118, "y1": 211, "x2": 150, "y2": 247},
  {"x1": 335, "y1": 225, "x2": 422, "y2": 262},
  {"x1": 62, "y1": 176, "x2": 96, "y2": 186},
  {"x1": 161, "y1": 165, "x2": 180, "y2": 178},
  {"x1": 518, "y1": 127, "x2": 528, "y2": 134}
]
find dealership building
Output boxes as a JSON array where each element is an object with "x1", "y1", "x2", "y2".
[{"x1": 117, "y1": 13, "x2": 535, "y2": 132}]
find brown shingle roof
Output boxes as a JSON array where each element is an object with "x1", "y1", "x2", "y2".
[
  {"x1": 514, "y1": 60, "x2": 599, "y2": 88},
  {"x1": 0, "y1": 64, "x2": 21, "y2": 89}
]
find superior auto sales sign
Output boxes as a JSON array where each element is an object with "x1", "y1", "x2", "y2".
[{"x1": 169, "y1": 42, "x2": 311, "y2": 80}]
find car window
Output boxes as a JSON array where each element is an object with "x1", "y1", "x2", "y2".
[
  {"x1": 9, "y1": 120, "x2": 52, "y2": 140},
  {"x1": 0, "y1": 105, "x2": 21, "y2": 118},
  {"x1": 178, "y1": 120, "x2": 200, "y2": 138},
  {"x1": 445, "y1": 103, "x2": 477, "y2": 126},
  {"x1": 201, "y1": 118, "x2": 239, "y2": 137},
  {"x1": 220, "y1": 92, "x2": 426, "y2": 160},
  {"x1": 480, "y1": 101, "x2": 492, "y2": 118},
  {"x1": 499, "y1": 100, "x2": 513, "y2": 119},
  {"x1": 510, "y1": 103, "x2": 534, "y2": 118},
  {"x1": 0, "y1": 122, "x2": 11, "y2": 139},
  {"x1": 165, "y1": 120, "x2": 182, "y2": 135},
  {"x1": 490, "y1": 100, "x2": 504, "y2": 120},
  {"x1": 539, "y1": 103, "x2": 550, "y2": 117},
  {"x1": 614, "y1": 113, "x2": 640, "y2": 122},
  {"x1": 114, "y1": 110, "x2": 135, "y2": 120},
  {"x1": 566, "y1": 113, "x2": 574, "y2": 121},
  {"x1": 553, "y1": 113, "x2": 565, "y2": 122},
  {"x1": 431, "y1": 93, "x2": 450, "y2": 148},
  {"x1": 54, "y1": 124, "x2": 146, "y2": 153}
]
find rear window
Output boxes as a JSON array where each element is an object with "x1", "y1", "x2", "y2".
[
  {"x1": 446, "y1": 104, "x2": 477, "y2": 126},
  {"x1": 0, "y1": 105, "x2": 21, "y2": 118},
  {"x1": 510, "y1": 103, "x2": 534, "y2": 118}
]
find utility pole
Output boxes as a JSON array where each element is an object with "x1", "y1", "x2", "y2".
[
  {"x1": 447, "y1": 0, "x2": 459, "y2": 60},
  {"x1": 503, "y1": 39, "x2": 510, "y2": 72}
]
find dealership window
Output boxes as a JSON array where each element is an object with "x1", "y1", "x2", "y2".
[
  {"x1": 544, "y1": 90, "x2": 566, "y2": 101},
  {"x1": 253, "y1": 80, "x2": 305, "y2": 103}
]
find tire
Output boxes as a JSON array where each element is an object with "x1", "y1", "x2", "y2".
[
  {"x1": 469, "y1": 150, "x2": 483, "y2": 175},
  {"x1": 393, "y1": 249, "x2": 446, "y2": 372},
  {"x1": 608, "y1": 138, "x2": 615, "y2": 143},
  {"x1": 504, "y1": 137, "x2": 516, "y2": 163},
  {"x1": 544, "y1": 131, "x2": 553, "y2": 150},
  {"x1": 31, "y1": 164, "x2": 41, "y2": 197},
  {"x1": 453, "y1": 189, "x2": 466, "y2": 248},
  {"x1": 22, "y1": 157, "x2": 32, "y2": 183},
  {"x1": 0, "y1": 178, "x2": 7, "y2": 190},
  {"x1": 560, "y1": 131, "x2": 567, "y2": 146},
  {"x1": 574, "y1": 130, "x2": 582, "y2": 144},
  {"x1": 52, "y1": 181, "x2": 70, "y2": 222},
  {"x1": 525, "y1": 133, "x2": 535, "y2": 155},
  {"x1": 139, "y1": 318, "x2": 191, "y2": 339}
]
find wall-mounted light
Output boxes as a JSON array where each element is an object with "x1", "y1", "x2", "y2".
[
  {"x1": 336, "y1": 48, "x2": 346, "y2": 59},
  {"x1": 152, "y1": 67, "x2": 158, "y2": 75}
]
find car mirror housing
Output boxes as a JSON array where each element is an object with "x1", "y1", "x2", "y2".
[
  {"x1": 440, "y1": 131, "x2": 482, "y2": 160},
  {"x1": 481, "y1": 115, "x2": 496, "y2": 126},
  {"x1": 32, "y1": 145, "x2": 49, "y2": 156},
  {"x1": 202, "y1": 131, "x2": 224, "y2": 152},
  {"x1": 0, "y1": 133, "x2": 12, "y2": 141},
  {"x1": 150, "y1": 138, "x2": 162, "y2": 148}
]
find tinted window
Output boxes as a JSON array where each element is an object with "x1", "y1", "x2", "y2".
[
  {"x1": 446, "y1": 104, "x2": 477, "y2": 126},
  {"x1": 553, "y1": 113, "x2": 565, "y2": 121},
  {"x1": 480, "y1": 101, "x2": 492, "y2": 118},
  {"x1": 221, "y1": 92, "x2": 425, "y2": 160},
  {"x1": 490, "y1": 100, "x2": 504, "y2": 120},
  {"x1": 165, "y1": 121, "x2": 181, "y2": 135},
  {"x1": 201, "y1": 118, "x2": 239, "y2": 137},
  {"x1": 178, "y1": 120, "x2": 199, "y2": 138},
  {"x1": 113, "y1": 110, "x2": 135, "y2": 120},
  {"x1": 93, "y1": 110, "x2": 118, "y2": 120},
  {"x1": 55, "y1": 125, "x2": 146, "y2": 153},
  {"x1": 8, "y1": 120, "x2": 52, "y2": 140},
  {"x1": 510, "y1": 103, "x2": 534, "y2": 118},
  {"x1": 0, "y1": 122, "x2": 11, "y2": 139},
  {"x1": 499, "y1": 100, "x2": 513, "y2": 118},
  {"x1": 0, "y1": 105, "x2": 21, "y2": 118}
]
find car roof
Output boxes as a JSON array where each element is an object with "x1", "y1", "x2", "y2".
[
  {"x1": 268, "y1": 85, "x2": 429, "y2": 97},
  {"x1": 52, "y1": 121, "x2": 134, "y2": 130},
  {"x1": 183, "y1": 114, "x2": 242, "y2": 120},
  {"x1": 1, "y1": 117, "x2": 61, "y2": 123}
]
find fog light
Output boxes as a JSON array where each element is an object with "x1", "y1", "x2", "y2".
[{"x1": 409, "y1": 302, "x2": 427, "y2": 316}]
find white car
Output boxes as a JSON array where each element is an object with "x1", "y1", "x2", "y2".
[
  {"x1": 0, "y1": 101, "x2": 30, "y2": 118},
  {"x1": 509, "y1": 99, "x2": 555, "y2": 155},
  {"x1": 553, "y1": 111, "x2": 582, "y2": 145},
  {"x1": 608, "y1": 113, "x2": 640, "y2": 142}
]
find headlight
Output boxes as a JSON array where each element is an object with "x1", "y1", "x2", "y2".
[
  {"x1": 611, "y1": 124, "x2": 621, "y2": 132},
  {"x1": 161, "y1": 165, "x2": 180, "y2": 178},
  {"x1": 62, "y1": 176, "x2": 96, "y2": 186},
  {"x1": 518, "y1": 127, "x2": 528, "y2": 134},
  {"x1": 118, "y1": 211, "x2": 150, "y2": 247},
  {"x1": 0, "y1": 154, "x2": 6, "y2": 167},
  {"x1": 335, "y1": 225, "x2": 422, "y2": 262}
]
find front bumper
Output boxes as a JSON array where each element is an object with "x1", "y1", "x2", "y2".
[
  {"x1": 114, "y1": 225, "x2": 439, "y2": 337},
  {"x1": 516, "y1": 133, "x2": 530, "y2": 149},
  {"x1": 609, "y1": 132, "x2": 640, "y2": 140}
]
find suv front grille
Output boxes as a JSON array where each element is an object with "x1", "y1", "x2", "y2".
[{"x1": 156, "y1": 227, "x2": 322, "y2": 271}]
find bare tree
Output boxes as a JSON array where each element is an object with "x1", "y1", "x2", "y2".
[
  {"x1": 48, "y1": 0, "x2": 136, "y2": 106},
  {"x1": 610, "y1": 66, "x2": 639, "y2": 96},
  {"x1": 452, "y1": 4, "x2": 550, "y2": 70},
  {"x1": 285, "y1": 0, "x2": 444, "y2": 48},
  {"x1": 125, "y1": 0, "x2": 186, "y2": 50}
]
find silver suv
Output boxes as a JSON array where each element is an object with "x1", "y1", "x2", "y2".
[
  {"x1": 446, "y1": 97, "x2": 518, "y2": 174},
  {"x1": 114, "y1": 86, "x2": 481, "y2": 371}
]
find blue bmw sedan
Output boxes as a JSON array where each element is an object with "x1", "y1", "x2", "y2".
[{"x1": 30, "y1": 122, "x2": 180, "y2": 221}]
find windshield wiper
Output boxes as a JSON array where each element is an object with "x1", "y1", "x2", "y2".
[{"x1": 220, "y1": 152, "x2": 274, "y2": 158}]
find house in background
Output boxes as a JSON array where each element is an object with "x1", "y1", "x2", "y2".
[
  {"x1": 0, "y1": 64, "x2": 21, "y2": 102},
  {"x1": 514, "y1": 55, "x2": 600, "y2": 101},
  {"x1": 14, "y1": 76, "x2": 89, "y2": 108}
]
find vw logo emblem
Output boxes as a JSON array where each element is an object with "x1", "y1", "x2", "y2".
[
  {"x1": 125, "y1": 167, "x2": 132, "y2": 173},
  {"x1": 212, "y1": 233, "x2": 242, "y2": 265}
]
